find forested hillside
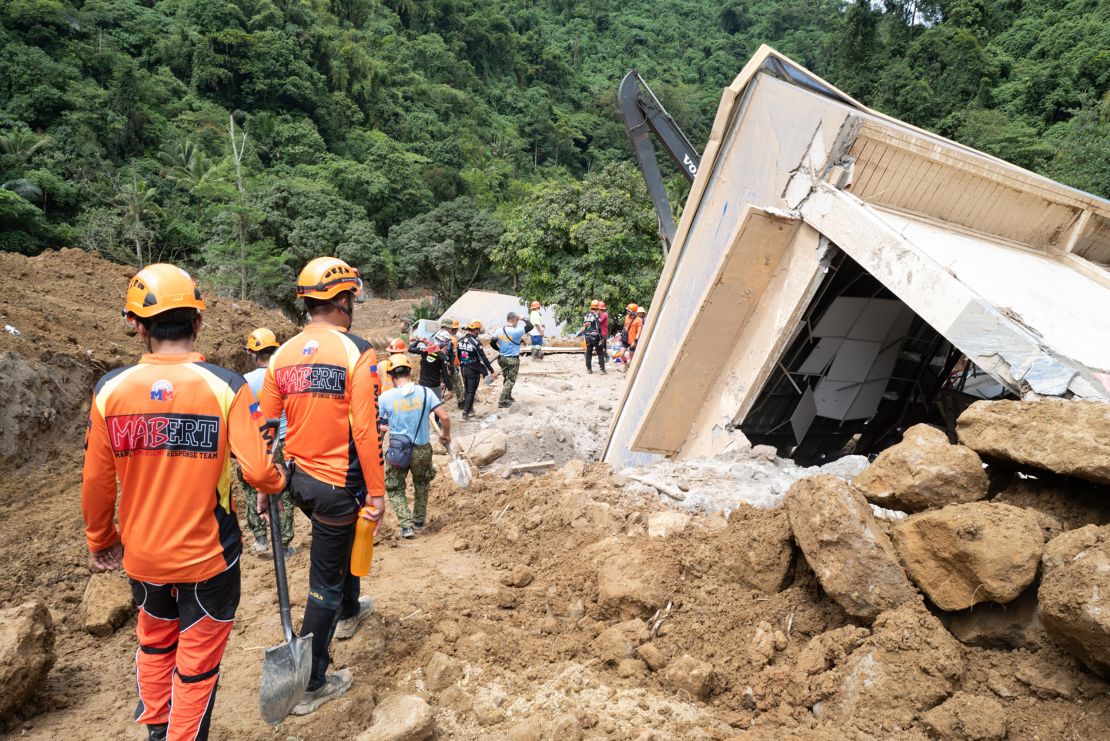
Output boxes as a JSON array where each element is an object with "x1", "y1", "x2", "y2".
[{"x1": 1, "y1": 0, "x2": 1107, "y2": 317}]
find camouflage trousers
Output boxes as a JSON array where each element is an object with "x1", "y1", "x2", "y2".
[
  {"x1": 385, "y1": 443, "x2": 436, "y2": 529},
  {"x1": 498, "y1": 355, "x2": 520, "y2": 403},
  {"x1": 240, "y1": 440, "x2": 295, "y2": 544},
  {"x1": 450, "y1": 368, "x2": 464, "y2": 408}
]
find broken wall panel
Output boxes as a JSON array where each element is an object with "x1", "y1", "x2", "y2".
[{"x1": 603, "y1": 46, "x2": 1110, "y2": 470}]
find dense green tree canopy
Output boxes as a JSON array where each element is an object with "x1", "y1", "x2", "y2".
[{"x1": 0, "y1": 0, "x2": 1106, "y2": 314}]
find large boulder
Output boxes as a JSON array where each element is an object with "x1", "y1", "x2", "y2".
[
  {"x1": 852, "y1": 424, "x2": 988, "y2": 512},
  {"x1": 828, "y1": 603, "x2": 964, "y2": 732},
  {"x1": 597, "y1": 545, "x2": 677, "y2": 619},
  {"x1": 357, "y1": 694, "x2": 435, "y2": 741},
  {"x1": 717, "y1": 505, "x2": 794, "y2": 593},
  {"x1": 1038, "y1": 525, "x2": 1110, "y2": 676},
  {"x1": 892, "y1": 502, "x2": 1044, "y2": 611},
  {"x1": 0, "y1": 601, "x2": 55, "y2": 719},
  {"x1": 957, "y1": 399, "x2": 1110, "y2": 484},
  {"x1": 457, "y1": 429, "x2": 508, "y2": 467},
  {"x1": 82, "y1": 572, "x2": 135, "y2": 637},
  {"x1": 784, "y1": 475, "x2": 917, "y2": 621}
]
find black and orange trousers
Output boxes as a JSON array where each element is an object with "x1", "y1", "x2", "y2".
[{"x1": 129, "y1": 563, "x2": 240, "y2": 741}]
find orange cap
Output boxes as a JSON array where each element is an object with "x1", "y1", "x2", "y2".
[{"x1": 124, "y1": 264, "x2": 206, "y2": 319}]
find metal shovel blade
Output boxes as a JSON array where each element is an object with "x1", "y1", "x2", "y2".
[
  {"x1": 449, "y1": 457, "x2": 473, "y2": 488},
  {"x1": 259, "y1": 631, "x2": 313, "y2": 725}
]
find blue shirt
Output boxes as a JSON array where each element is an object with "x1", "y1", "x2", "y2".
[
  {"x1": 245, "y1": 367, "x2": 286, "y2": 440},
  {"x1": 496, "y1": 324, "x2": 527, "y2": 357},
  {"x1": 379, "y1": 384, "x2": 442, "y2": 446}
]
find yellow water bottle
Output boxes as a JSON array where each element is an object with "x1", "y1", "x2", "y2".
[{"x1": 350, "y1": 506, "x2": 378, "y2": 577}]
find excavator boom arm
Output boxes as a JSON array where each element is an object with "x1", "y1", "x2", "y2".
[{"x1": 618, "y1": 70, "x2": 702, "y2": 255}]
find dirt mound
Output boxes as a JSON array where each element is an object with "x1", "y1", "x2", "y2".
[{"x1": 0, "y1": 249, "x2": 294, "y2": 470}]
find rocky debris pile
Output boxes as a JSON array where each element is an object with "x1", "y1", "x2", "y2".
[
  {"x1": 853, "y1": 423, "x2": 988, "y2": 510},
  {"x1": 0, "y1": 602, "x2": 55, "y2": 719},
  {"x1": 81, "y1": 573, "x2": 135, "y2": 637},
  {"x1": 958, "y1": 398, "x2": 1110, "y2": 484},
  {"x1": 619, "y1": 443, "x2": 870, "y2": 514},
  {"x1": 785, "y1": 475, "x2": 916, "y2": 621},
  {"x1": 1038, "y1": 524, "x2": 1110, "y2": 676},
  {"x1": 892, "y1": 502, "x2": 1044, "y2": 610}
]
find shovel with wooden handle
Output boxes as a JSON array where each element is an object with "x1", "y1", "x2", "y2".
[
  {"x1": 433, "y1": 416, "x2": 472, "y2": 489},
  {"x1": 258, "y1": 420, "x2": 313, "y2": 726}
]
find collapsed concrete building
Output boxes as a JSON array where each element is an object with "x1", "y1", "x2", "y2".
[{"x1": 604, "y1": 46, "x2": 1110, "y2": 469}]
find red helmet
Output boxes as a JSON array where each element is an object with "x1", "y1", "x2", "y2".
[{"x1": 388, "y1": 338, "x2": 407, "y2": 353}]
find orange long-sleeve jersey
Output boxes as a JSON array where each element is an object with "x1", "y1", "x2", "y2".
[
  {"x1": 627, "y1": 316, "x2": 644, "y2": 345},
  {"x1": 82, "y1": 353, "x2": 286, "y2": 583},
  {"x1": 259, "y1": 324, "x2": 385, "y2": 495}
]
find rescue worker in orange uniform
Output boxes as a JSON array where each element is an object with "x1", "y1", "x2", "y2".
[
  {"x1": 379, "y1": 338, "x2": 409, "y2": 392},
  {"x1": 259, "y1": 257, "x2": 386, "y2": 715},
  {"x1": 82, "y1": 264, "x2": 286, "y2": 741}
]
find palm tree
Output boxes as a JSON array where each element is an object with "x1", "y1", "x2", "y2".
[
  {"x1": 114, "y1": 166, "x2": 162, "y2": 267},
  {"x1": 0, "y1": 128, "x2": 50, "y2": 164},
  {"x1": 158, "y1": 137, "x2": 219, "y2": 191}
]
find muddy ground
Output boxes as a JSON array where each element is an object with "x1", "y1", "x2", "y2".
[{"x1": 2, "y1": 251, "x2": 1109, "y2": 740}]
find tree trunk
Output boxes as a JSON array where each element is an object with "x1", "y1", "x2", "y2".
[{"x1": 228, "y1": 114, "x2": 249, "y2": 300}]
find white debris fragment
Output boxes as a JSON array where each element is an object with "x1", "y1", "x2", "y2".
[{"x1": 4, "y1": 325, "x2": 20, "y2": 337}]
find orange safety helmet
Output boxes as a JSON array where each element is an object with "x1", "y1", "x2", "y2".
[
  {"x1": 451, "y1": 319, "x2": 460, "y2": 329},
  {"x1": 589, "y1": 299, "x2": 599, "y2": 309},
  {"x1": 466, "y1": 320, "x2": 483, "y2": 331},
  {"x1": 626, "y1": 303, "x2": 638, "y2": 313},
  {"x1": 296, "y1": 257, "x2": 362, "y2": 300},
  {"x1": 387, "y1": 353, "x2": 412, "y2": 371},
  {"x1": 388, "y1": 337, "x2": 408, "y2": 353},
  {"x1": 124, "y1": 263, "x2": 206, "y2": 319},
  {"x1": 598, "y1": 301, "x2": 606, "y2": 310},
  {"x1": 530, "y1": 300, "x2": 541, "y2": 309},
  {"x1": 246, "y1": 328, "x2": 279, "y2": 352}
]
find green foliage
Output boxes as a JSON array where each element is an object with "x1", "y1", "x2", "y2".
[
  {"x1": 494, "y1": 162, "x2": 662, "y2": 325},
  {"x1": 389, "y1": 196, "x2": 503, "y2": 304},
  {"x1": 0, "y1": 0, "x2": 1105, "y2": 314}
]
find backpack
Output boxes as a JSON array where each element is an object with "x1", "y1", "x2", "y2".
[
  {"x1": 385, "y1": 387, "x2": 427, "y2": 469},
  {"x1": 584, "y1": 312, "x2": 601, "y2": 342}
]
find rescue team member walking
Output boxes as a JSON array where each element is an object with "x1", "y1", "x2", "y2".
[
  {"x1": 494, "y1": 312, "x2": 528, "y2": 407},
  {"x1": 621, "y1": 303, "x2": 643, "y2": 370},
  {"x1": 242, "y1": 328, "x2": 295, "y2": 555},
  {"x1": 407, "y1": 336, "x2": 455, "y2": 399},
  {"x1": 82, "y1": 265, "x2": 286, "y2": 741},
  {"x1": 259, "y1": 257, "x2": 386, "y2": 715},
  {"x1": 528, "y1": 301, "x2": 545, "y2": 360},
  {"x1": 582, "y1": 300, "x2": 607, "y2": 374},
  {"x1": 458, "y1": 320, "x2": 497, "y2": 419},
  {"x1": 432, "y1": 319, "x2": 463, "y2": 408},
  {"x1": 378, "y1": 355, "x2": 452, "y2": 538},
  {"x1": 379, "y1": 338, "x2": 409, "y2": 393}
]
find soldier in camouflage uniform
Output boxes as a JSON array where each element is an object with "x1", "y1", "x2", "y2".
[{"x1": 377, "y1": 354, "x2": 452, "y2": 539}]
